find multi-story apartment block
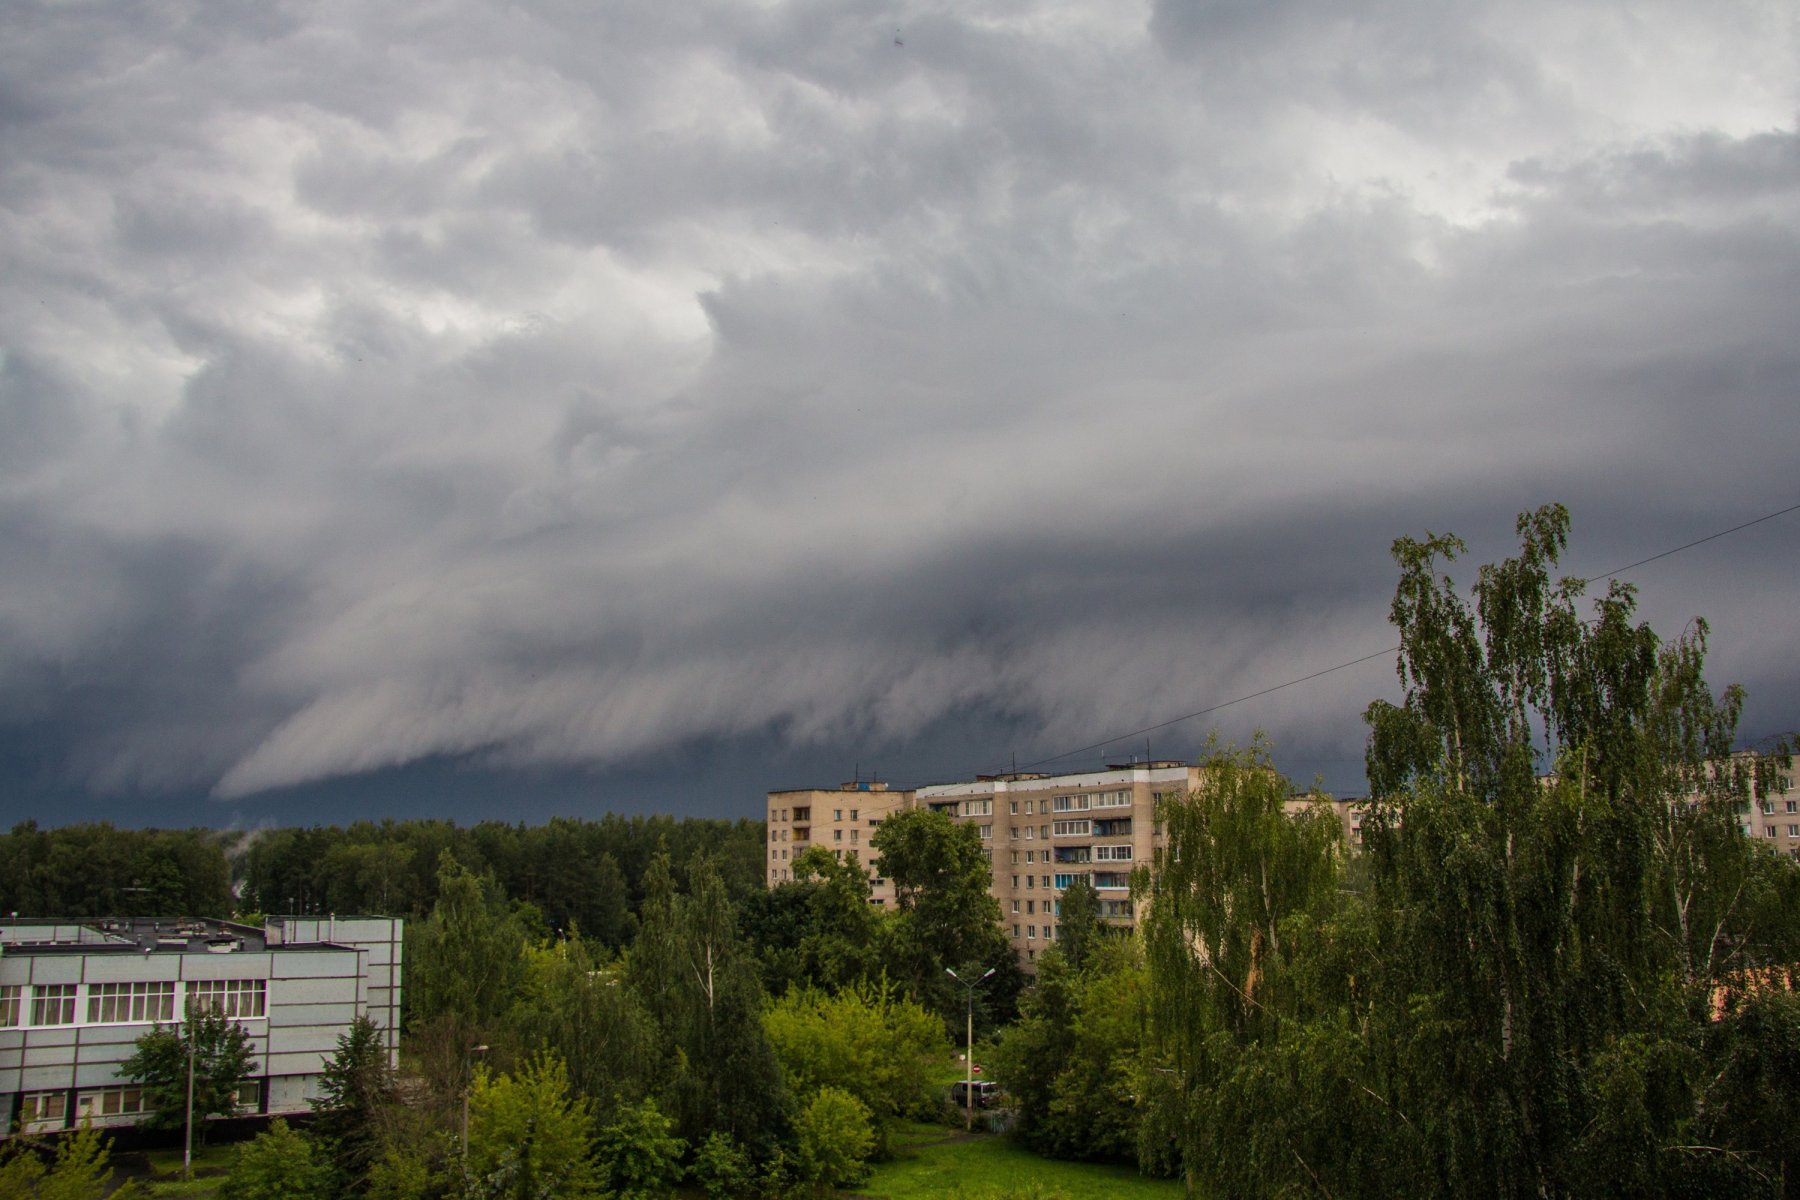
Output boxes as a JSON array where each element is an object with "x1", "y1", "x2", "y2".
[
  {"x1": 766, "y1": 781, "x2": 912, "y2": 906},
  {"x1": 0, "y1": 915, "x2": 401, "y2": 1138},
  {"x1": 1745, "y1": 770, "x2": 1800, "y2": 860},
  {"x1": 917, "y1": 761, "x2": 1197, "y2": 964}
]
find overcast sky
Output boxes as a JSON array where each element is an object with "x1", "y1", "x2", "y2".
[{"x1": 2, "y1": 0, "x2": 1796, "y2": 829}]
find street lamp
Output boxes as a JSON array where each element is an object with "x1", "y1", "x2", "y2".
[
  {"x1": 462, "y1": 1044, "x2": 490, "y2": 1173},
  {"x1": 946, "y1": 966, "x2": 995, "y2": 1132},
  {"x1": 183, "y1": 1022, "x2": 196, "y2": 1181}
]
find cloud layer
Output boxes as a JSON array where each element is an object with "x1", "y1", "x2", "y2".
[{"x1": 2, "y1": 0, "x2": 1796, "y2": 813}]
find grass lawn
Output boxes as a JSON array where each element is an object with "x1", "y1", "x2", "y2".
[
  {"x1": 111, "y1": 1142, "x2": 235, "y2": 1198},
  {"x1": 853, "y1": 1121, "x2": 1186, "y2": 1200}
]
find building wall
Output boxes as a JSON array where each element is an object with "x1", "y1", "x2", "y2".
[
  {"x1": 918, "y1": 762, "x2": 1199, "y2": 966},
  {"x1": 0, "y1": 916, "x2": 402, "y2": 1138},
  {"x1": 766, "y1": 783, "x2": 911, "y2": 906}
]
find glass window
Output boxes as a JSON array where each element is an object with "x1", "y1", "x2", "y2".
[
  {"x1": 0, "y1": 985, "x2": 19, "y2": 1028},
  {"x1": 77, "y1": 1086, "x2": 147, "y2": 1120},
  {"x1": 31, "y1": 984, "x2": 76, "y2": 1026},
  {"x1": 187, "y1": 979, "x2": 267, "y2": 1019},
  {"x1": 89, "y1": 981, "x2": 177, "y2": 1024},
  {"x1": 19, "y1": 1092, "x2": 66, "y2": 1127}
]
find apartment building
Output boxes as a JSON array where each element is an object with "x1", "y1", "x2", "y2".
[
  {"x1": 1745, "y1": 769, "x2": 1800, "y2": 860},
  {"x1": 766, "y1": 781, "x2": 912, "y2": 906},
  {"x1": 916, "y1": 761, "x2": 1197, "y2": 964},
  {"x1": 0, "y1": 915, "x2": 401, "y2": 1137}
]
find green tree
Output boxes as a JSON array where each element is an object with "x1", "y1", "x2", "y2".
[
  {"x1": 309, "y1": 1015, "x2": 397, "y2": 1193},
  {"x1": 992, "y1": 936, "x2": 1150, "y2": 1164},
  {"x1": 870, "y1": 807, "x2": 1022, "y2": 1031},
  {"x1": 1132, "y1": 505, "x2": 1800, "y2": 1199},
  {"x1": 407, "y1": 852, "x2": 526, "y2": 1031},
  {"x1": 763, "y1": 978, "x2": 948, "y2": 1151},
  {"x1": 118, "y1": 1009, "x2": 256, "y2": 1138},
  {"x1": 792, "y1": 1086, "x2": 875, "y2": 1197},
  {"x1": 509, "y1": 934, "x2": 656, "y2": 1119},
  {"x1": 627, "y1": 853, "x2": 786, "y2": 1149},
  {"x1": 1050, "y1": 875, "x2": 1102, "y2": 973},
  {"x1": 687, "y1": 1131, "x2": 752, "y2": 1200},
  {"x1": 465, "y1": 1055, "x2": 601, "y2": 1200},
  {"x1": 593, "y1": 1099, "x2": 685, "y2": 1200},
  {"x1": 220, "y1": 1119, "x2": 332, "y2": 1200},
  {"x1": 0, "y1": 1126, "x2": 140, "y2": 1200}
]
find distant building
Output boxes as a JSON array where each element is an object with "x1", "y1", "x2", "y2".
[
  {"x1": 766, "y1": 781, "x2": 911, "y2": 906},
  {"x1": 0, "y1": 915, "x2": 401, "y2": 1137},
  {"x1": 768, "y1": 762, "x2": 1372, "y2": 966}
]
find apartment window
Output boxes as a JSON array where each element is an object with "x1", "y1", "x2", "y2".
[
  {"x1": 188, "y1": 979, "x2": 266, "y2": 1019},
  {"x1": 850, "y1": 809, "x2": 859, "y2": 821},
  {"x1": 1789, "y1": 800, "x2": 1798, "y2": 813},
  {"x1": 1052, "y1": 795, "x2": 1087, "y2": 813},
  {"x1": 781, "y1": 849, "x2": 788, "y2": 859},
  {"x1": 1012, "y1": 924, "x2": 1021, "y2": 938},
  {"x1": 1093, "y1": 789, "x2": 1131, "y2": 808},
  {"x1": 1012, "y1": 900, "x2": 1020, "y2": 914},
  {"x1": 19, "y1": 1092, "x2": 66, "y2": 1127},
  {"x1": 1095, "y1": 844, "x2": 1133, "y2": 862},
  {"x1": 834, "y1": 809, "x2": 842, "y2": 820},
  {"x1": 77, "y1": 1086, "x2": 147, "y2": 1121},
  {"x1": 234, "y1": 1080, "x2": 263, "y2": 1109},
  {"x1": 1052, "y1": 820, "x2": 1091, "y2": 837},
  {"x1": 1768, "y1": 827, "x2": 1779, "y2": 838},
  {"x1": 1026, "y1": 900, "x2": 1035, "y2": 915},
  {"x1": 834, "y1": 829, "x2": 843, "y2": 842},
  {"x1": 850, "y1": 829, "x2": 859, "y2": 843},
  {"x1": 89, "y1": 981, "x2": 176, "y2": 1024},
  {"x1": 0, "y1": 985, "x2": 19, "y2": 1028},
  {"x1": 1027, "y1": 925, "x2": 1037, "y2": 940},
  {"x1": 1011, "y1": 875, "x2": 1020, "y2": 889},
  {"x1": 979, "y1": 824, "x2": 993, "y2": 840},
  {"x1": 1045, "y1": 925, "x2": 1056, "y2": 940},
  {"x1": 1026, "y1": 875, "x2": 1035, "y2": 889},
  {"x1": 31, "y1": 984, "x2": 76, "y2": 1026},
  {"x1": 1054, "y1": 873, "x2": 1078, "y2": 889},
  {"x1": 1764, "y1": 801, "x2": 1778, "y2": 815},
  {"x1": 1010, "y1": 801, "x2": 1018, "y2": 815},
  {"x1": 1789, "y1": 825, "x2": 1799, "y2": 837},
  {"x1": 1010, "y1": 851, "x2": 1019, "y2": 864},
  {"x1": 1041, "y1": 825, "x2": 1050, "y2": 839}
]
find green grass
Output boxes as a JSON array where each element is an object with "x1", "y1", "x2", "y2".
[
  {"x1": 853, "y1": 1122, "x2": 1185, "y2": 1200},
  {"x1": 115, "y1": 1142, "x2": 235, "y2": 1198}
]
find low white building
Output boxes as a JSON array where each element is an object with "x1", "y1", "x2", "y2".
[{"x1": 0, "y1": 915, "x2": 401, "y2": 1137}]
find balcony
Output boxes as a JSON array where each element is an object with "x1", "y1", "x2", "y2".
[{"x1": 1092, "y1": 818, "x2": 1132, "y2": 837}]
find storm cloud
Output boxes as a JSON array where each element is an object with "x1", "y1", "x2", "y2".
[{"x1": 1, "y1": 0, "x2": 1795, "y2": 821}]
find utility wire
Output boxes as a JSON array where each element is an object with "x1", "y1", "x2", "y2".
[{"x1": 930, "y1": 499, "x2": 1800, "y2": 782}]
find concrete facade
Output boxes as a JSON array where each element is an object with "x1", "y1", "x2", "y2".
[
  {"x1": 766, "y1": 781, "x2": 911, "y2": 906},
  {"x1": 0, "y1": 915, "x2": 402, "y2": 1137}
]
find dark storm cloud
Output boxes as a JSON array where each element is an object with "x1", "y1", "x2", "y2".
[{"x1": 0, "y1": 0, "x2": 1794, "y2": 817}]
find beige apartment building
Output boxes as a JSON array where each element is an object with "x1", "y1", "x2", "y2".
[
  {"x1": 765, "y1": 781, "x2": 912, "y2": 906},
  {"x1": 766, "y1": 762, "x2": 1370, "y2": 966},
  {"x1": 915, "y1": 761, "x2": 1196, "y2": 964}
]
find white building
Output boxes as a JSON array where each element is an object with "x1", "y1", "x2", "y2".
[{"x1": 0, "y1": 915, "x2": 401, "y2": 1137}]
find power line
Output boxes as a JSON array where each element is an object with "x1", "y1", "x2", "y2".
[{"x1": 929, "y1": 499, "x2": 1800, "y2": 782}]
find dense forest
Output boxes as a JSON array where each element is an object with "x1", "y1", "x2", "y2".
[{"x1": 0, "y1": 814, "x2": 767, "y2": 946}]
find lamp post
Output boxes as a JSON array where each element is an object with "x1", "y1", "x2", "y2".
[
  {"x1": 183, "y1": 1022, "x2": 196, "y2": 1181},
  {"x1": 462, "y1": 1044, "x2": 490, "y2": 1174},
  {"x1": 946, "y1": 966, "x2": 995, "y2": 1132}
]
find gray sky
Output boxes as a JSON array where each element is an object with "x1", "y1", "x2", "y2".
[{"x1": 2, "y1": 0, "x2": 1796, "y2": 828}]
